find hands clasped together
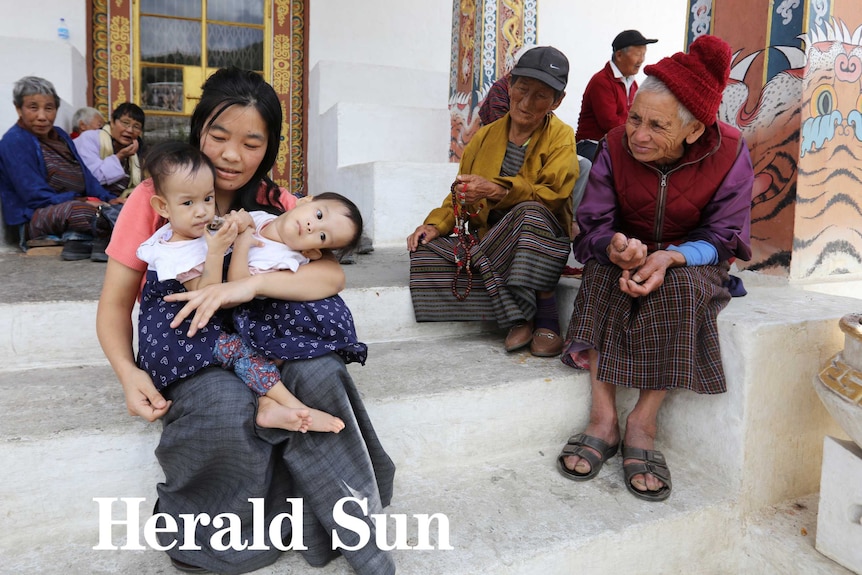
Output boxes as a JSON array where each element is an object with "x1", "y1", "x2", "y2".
[
  {"x1": 606, "y1": 232, "x2": 685, "y2": 298},
  {"x1": 406, "y1": 174, "x2": 508, "y2": 252},
  {"x1": 203, "y1": 209, "x2": 259, "y2": 258}
]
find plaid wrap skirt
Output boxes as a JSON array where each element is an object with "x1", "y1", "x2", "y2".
[
  {"x1": 409, "y1": 201, "x2": 570, "y2": 329},
  {"x1": 156, "y1": 356, "x2": 396, "y2": 575},
  {"x1": 564, "y1": 259, "x2": 732, "y2": 394}
]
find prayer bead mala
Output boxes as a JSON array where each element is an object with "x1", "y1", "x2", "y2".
[{"x1": 450, "y1": 180, "x2": 480, "y2": 301}]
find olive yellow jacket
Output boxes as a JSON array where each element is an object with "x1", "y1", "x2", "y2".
[{"x1": 423, "y1": 112, "x2": 577, "y2": 239}]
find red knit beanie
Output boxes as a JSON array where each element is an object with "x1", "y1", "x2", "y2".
[{"x1": 643, "y1": 34, "x2": 731, "y2": 126}]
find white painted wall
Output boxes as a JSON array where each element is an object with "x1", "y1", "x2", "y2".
[
  {"x1": 538, "y1": 0, "x2": 688, "y2": 130},
  {"x1": 308, "y1": 0, "x2": 453, "y2": 75},
  {"x1": 306, "y1": 0, "x2": 688, "y2": 136},
  {"x1": 0, "y1": 0, "x2": 89, "y2": 134},
  {"x1": 0, "y1": 0, "x2": 88, "y2": 57}
]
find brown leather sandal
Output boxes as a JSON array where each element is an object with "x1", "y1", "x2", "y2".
[
  {"x1": 557, "y1": 433, "x2": 619, "y2": 481},
  {"x1": 622, "y1": 445, "x2": 672, "y2": 502}
]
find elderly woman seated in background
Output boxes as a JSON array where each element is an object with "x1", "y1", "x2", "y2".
[
  {"x1": 557, "y1": 35, "x2": 753, "y2": 501},
  {"x1": 0, "y1": 76, "x2": 117, "y2": 260},
  {"x1": 69, "y1": 106, "x2": 105, "y2": 139},
  {"x1": 407, "y1": 46, "x2": 577, "y2": 357},
  {"x1": 74, "y1": 101, "x2": 145, "y2": 199}
]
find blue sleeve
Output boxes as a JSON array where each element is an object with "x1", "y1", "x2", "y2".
[
  {"x1": 667, "y1": 240, "x2": 719, "y2": 266},
  {"x1": 0, "y1": 126, "x2": 79, "y2": 223}
]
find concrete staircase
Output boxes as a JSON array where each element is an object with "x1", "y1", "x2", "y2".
[
  {"x1": 0, "y1": 246, "x2": 858, "y2": 574},
  {"x1": 1, "y1": 61, "x2": 858, "y2": 574},
  {"x1": 306, "y1": 61, "x2": 457, "y2": 247}
]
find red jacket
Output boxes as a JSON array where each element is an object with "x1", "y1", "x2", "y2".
[
  {"x1": 576, "y1": 62, "x2": 636, "y2": 142},
  {"x1": 605, "y1": 122, "x2": 744, "y2": 252}
]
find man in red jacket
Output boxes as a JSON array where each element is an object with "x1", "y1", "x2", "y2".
[{"x1": 575, "y1": 30, "x2": 657, "y2": 160}]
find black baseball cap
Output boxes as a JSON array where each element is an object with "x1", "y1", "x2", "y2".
[
  {"x1": 510, "y1": 46, "x2": 569, "y2": 92},
  {"x1": 612, "y1": 30, "x2": 658, "y2": 52}
]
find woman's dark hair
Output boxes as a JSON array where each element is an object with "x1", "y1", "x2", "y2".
[
  {"x1": 144, "y1": 140, "x2": 216, "y2": 197},
  {"x1": 313, "y1": 192, "x2": 364, "y2": 257},
  {"x1": 189, "y1": 67, "x2": 284, "y2": 214},
  {"x1": 112, "y1": 102, "x2": 146, "y2": 128}
]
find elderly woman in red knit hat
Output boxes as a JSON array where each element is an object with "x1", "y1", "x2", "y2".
[{"x1": 556, "y1": 35, "x2": 753, "y2": 501}]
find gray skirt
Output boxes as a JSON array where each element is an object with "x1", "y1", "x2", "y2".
[
  {"x1": 563, "y1": 260, "x2": 732, "y2": 394},
  {"x1": 156, "y1": 355, "x2": 396, "y2": 575},
  {"x1": 409, "y1": 201, "x2": 570, "y2": 329}
]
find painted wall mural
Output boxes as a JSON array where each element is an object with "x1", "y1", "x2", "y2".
[
  {"x1": 711, "y1": 0, "x2": 807, "y2": 274},
  {"x1": 693, "y1": 0, "x2": 862, "y2": 279},
  {"x1": 793, "y1": 16, "x2": 862, "y2": 279},
  {"x1": 448, "y1": 0, "x2": 537, "y2": 162}
]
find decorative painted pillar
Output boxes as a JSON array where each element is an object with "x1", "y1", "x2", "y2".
[
  {"x1": 690, "y1": 0, "x2": 862, "y2": 281},
  {"x1": 271, "y1": 0, "x2": 308, "y2": 193},
  {"x1": 91, "y1": 0, "x2": 133, "y2": 120},
  {"x1": 793, "y1": 1, "x2": 862, "y2": 280},
  {"x1": 448, "y1": 0, "x2": 537, "y2": 162}
]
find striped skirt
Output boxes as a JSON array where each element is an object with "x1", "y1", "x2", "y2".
[
  {"x1": 409, "y1": 202, "x2": 570, "y2": 329},
  {"x1": 27, "y1": 199, "x2": 97, "y2": 239},
  {"x1": 563, "y1": 260, "x2": 732, "y2": 394}
]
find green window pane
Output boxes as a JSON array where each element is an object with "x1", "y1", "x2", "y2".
[
  {"x1": 141, "y1": 16, "x2": 202, "y2": 66},
  {"x1": 140, "y1": 0, "x2": 201, "y2": 18},
  {"x1": 208, "y1": 0, "x2": 264, "y2": 24},
  {"x1": 140, "y1": 67, "x2": 184, "y2": 113},
  {"x1": 207, "y1": 24, "x2": 263, "y2": 70}
]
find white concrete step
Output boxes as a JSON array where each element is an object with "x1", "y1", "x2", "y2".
[
  {"x1": 3, "y1": 447, "x2": 737, "y2": 575},
  {"x1": 2, "y1": 248, "x2": 860, "y2": 574},
  {"x1": 320, "y1": 102, "x2": 450, "y2": 168},
  {"x1": 0, "y1": 334, "x2": 591, "y2": 515},
  {"x1": 5, "y1": 451, "x2": 852, "y2": 574},
  {"x1": 310, "y1": 61, "x2": 449, "y2": 117},
  {"x1": 0, "y1": 248, "x2": 578, "y2": 371},
  {"x1": 335, "y1": 160, "x2": 459, "y2": 247}
]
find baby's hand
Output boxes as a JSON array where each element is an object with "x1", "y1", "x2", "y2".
[
  {"x1": 225, "y1": 209, "x2": 255, "y2": 233},
  {"x1": 206, "y1": 218, "x2": 239, "y2": 253},
  {"x1": 233, "y1": 225, "x2": 262, "y2": 251}
]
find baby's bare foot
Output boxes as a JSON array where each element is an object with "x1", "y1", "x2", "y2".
[
  {"x1": 306, "y1": 408, "x2": 345, "y2": 433},
  {"x1": 257, "y1": 396, "x2": 311, "y2": 432}
]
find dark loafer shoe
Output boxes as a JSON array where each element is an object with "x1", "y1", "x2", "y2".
[
  {"x1": 170, "y1": 557, "x2": 209, "y2": 573},
  {"x1": 530, "y1": 328, "x2": 562, "y2": 357},
  {"x1": 504, "y1": 322, "x2": 533, "y2": 352},
  {"x1": 90, "y1": 237, "x2": 109, "y2": 262},
  {"x1": 61, "y1": 240, "x2": 93, "y2": 261}
]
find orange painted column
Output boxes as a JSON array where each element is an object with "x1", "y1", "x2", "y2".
[
  {"x1": 792, "y1": 0, "x2": 862, "y2": 280},
  {"x1": 693, "y1": 0, "x2": 862, "y2": 281},
  {"x1": 702, "y1": 0, "x2": 805, "y2": 275}
]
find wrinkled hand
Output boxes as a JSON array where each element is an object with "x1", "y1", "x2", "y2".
[
  {"x1": 618, "y1": 250, "x2": 678, "y2": 298},
  {"x1": 454, "y1": 174, "x2": 507, "y2": 203},
  {"x1": 407, "y1": 224, "x2": 440, "y2": 252},
  {"x1": 164, "y1": 278, "x2": 259, "y2": 336},
  {"x1": 606, "y1": 232, "x2": 647, "y2": 271},
  {"x1": 121, "y1": 366, "x2": 171, "y2": 421}
]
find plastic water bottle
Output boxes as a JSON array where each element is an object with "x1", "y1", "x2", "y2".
[{"x1": 57, "y1": 18, "x2": 70, "y2": 40}]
